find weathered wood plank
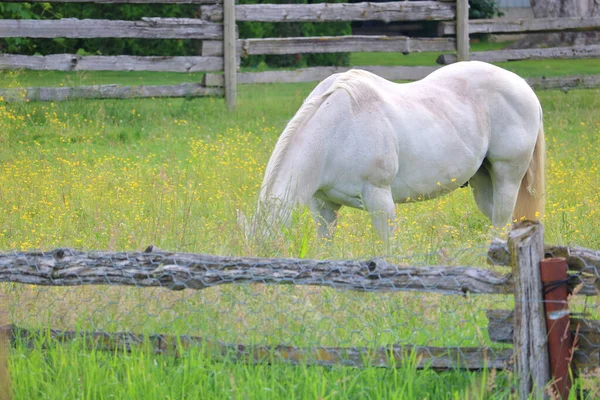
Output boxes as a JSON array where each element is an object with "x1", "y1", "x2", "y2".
[
  {"x1": 526, "y1": 75, "x2": 600, "y2": 91},
  {"x1": 200, "y1": 1, "x2": 455, "y2": 23},
  {"x1": 487, "y1": 239, "x2": 600, "y2": 296},
  {"x1": 1, "y1": 0, "x2": 220, "y2": 3},
  {"x1": 0, "y1": 248, "x2": 512, "y2": 295},
  {"x1": 10, "y1": 325, "x2": 513, "y2": 370},
  {"x1": 455, "y1": 0, "x2": 469, "y2": 61},
  {"x1": 0, "y1": 83, "x2": 223, "y2": 102},
  {"x1": 439, "y1": 17, "x2": 600, "y2": 36},
  {"x1": 489, "y1": 239, "x2": 600, "y2": 271},
  {"x1": 487, "y1": 310, "x2": 600, "y2": 349},
  {"x1": 203, "y1": 36, "x2": 455, "y2": 57},
  {"x1": 223, "y1": 0, "x2": 237, "y2": 109},
  {"x1": 0, "y1": 54, "x2": 223, "y2": 72},
  {"x1": 487, "y1": 310, "x2": 600, "y2": 370},
  {"x1": 509, "y1": 222, "x2": 550, "y2": 399},
  {"x1": 0, "y1": 18, "x2": 223, "y2": 39},
  {"x1": 239, "y1": 36, "x2": 456, "y2": 56},
  {"x1": 204, "y1": 65, "x2": 439, "y2": 87},
  {"x1": 437, "y1": 45, "x2": 600, "y2": 64}
]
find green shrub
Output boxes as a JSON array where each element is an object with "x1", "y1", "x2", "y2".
[{"x1": 469, "y1": 0, "x2": 504, "y2": 19}]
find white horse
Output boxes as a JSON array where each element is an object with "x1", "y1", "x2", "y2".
[{"x1": 255, "y1": 61, "x2": 545, "y2": 241}]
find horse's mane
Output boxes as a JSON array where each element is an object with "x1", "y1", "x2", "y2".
[{"x1": 260, "y1": 69, "x2": 381, "y2": 200}]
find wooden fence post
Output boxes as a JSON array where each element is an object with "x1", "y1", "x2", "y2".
[
  {"x1": 509, "y1": 221, "x2": 550, "y2": 399},
  {"x1": 456, "y1": 0, "x2": 469, "y2": 61},
  {"x1": 540, "y1": 258, "x2": 573, "y2": 399},
  {"x1": 223, "y1": 0, "x2": 237, "y2": 110}
]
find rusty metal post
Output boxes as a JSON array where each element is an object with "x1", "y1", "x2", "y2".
[{"x1": 540, "y1": 258, "x2": 573, "y2": 399}]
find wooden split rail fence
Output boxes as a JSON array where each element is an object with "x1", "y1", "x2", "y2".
[
  {"x1": 1, "y1": 0, "x2": 599, "y2": 106},
  {"x1": 0, "y1": 221, "x2": 599, "y2": 398}
]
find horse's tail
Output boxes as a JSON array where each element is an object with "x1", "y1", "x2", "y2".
[
  {"x1": 254, "y1": 74, "x2": 343, "y2": 234},
  {"x1": 513, "y1": 113, "x2": 545, "y2": 222}
]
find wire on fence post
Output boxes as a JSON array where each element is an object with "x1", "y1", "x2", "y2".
[{"x1": 540, "y1": 257, "x2": 573, "y2": 400}]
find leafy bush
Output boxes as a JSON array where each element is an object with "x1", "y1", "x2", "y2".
[{"x1": 469, "y1": 0, "x2": 504, "y2": 19}]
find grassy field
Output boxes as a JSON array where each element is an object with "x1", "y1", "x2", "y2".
[{"x1": 1, "y1": 51, "x2": 599, "y2": 398}]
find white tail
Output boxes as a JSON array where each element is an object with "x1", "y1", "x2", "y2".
[{"x1": 513, "y1": 119, "x2": 546, "y2": 221}]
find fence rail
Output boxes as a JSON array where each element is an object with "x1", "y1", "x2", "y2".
[
  {"x1": 239, "y1": 36, "x2": 455, "y2": 56},
  {"x1": 203, "y1": 65, "x2": 440, "y2": 86},
  {"x1": 7, "y1": 325, "x2": 513, "y2": 370},
  {"x1": 0, "y1": 0, "x2": 220, "y2": 3},
  {"x1": 0, "y1": 248, "x2": 513, "y2": 294},
  {"x1": 437, "y1": 44, "x2": 600, "y2": 64},
  {"x1": 439, "y1": 16, "x2": 600, "y2": 36},
  {"x1": 200, "y1": 1, "x2": 456, "y2": 22},
  {"x1": 0, "y1": 54, "x2": 224, "y2": 72},
  {"x1": 0, "y1": 18, "x2": 223, "y2": 39},
  {"x1": 0, "y1": 83, "x2": 223, "y2": 102}
]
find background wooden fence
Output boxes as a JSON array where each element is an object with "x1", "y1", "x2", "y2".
[
  {"x1": 0, "y1": 221, "x2": 599, "y2": 398},
  {"x1": 0, "y1": 0, "x2": 599, "y2": 107}
]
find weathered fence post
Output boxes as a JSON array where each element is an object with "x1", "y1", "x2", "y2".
[
  {"x1": 540, "y1": 258, "x2": 573, "y2": 399},
  {"x1": 456, "y1": 0, "x2": 469, "y2": 61},
  {"x1": 223, "y1": 0, "x2": 237, "y2": 110},
  {"x1": 509, "y1": 221, "x2": 550, "y2": 399}
]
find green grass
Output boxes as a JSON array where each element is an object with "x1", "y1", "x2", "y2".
[
  {"x1": 349, "y1": 40, "x2": 510, "y2": 67},
  {"x1": 11, "y1": 335, "x2": 516, "y2": 400},
  {"x1": 1, "y1": 56, "x2": 599, "y2": 398}
]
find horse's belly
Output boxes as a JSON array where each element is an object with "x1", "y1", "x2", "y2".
[{"x1": 391, "y1": 160, "x2": 481, "y2": 203}]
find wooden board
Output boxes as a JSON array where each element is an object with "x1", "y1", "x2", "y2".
[
  {"x1": 11, "y1": 325, "x2": 513, "y2": 370},
  {"x1": 1, "y1": 0, "x2": 220, "y2": 3},
  {"x1": 437, "y1": 44, "x2": 600, "y2": 64},
  {"x1": 200, "y1": 1, "x2": 455, "y2": 22},
  {"x1": 439, "y1": 16, "x2": 600, "y2": 35},
  {"x1": 239, "y1": 36, "x2": 456, "y2": 56},
  {"x1": 204, "y1": 65, "x2": 440, "y2": 86},
  {"x1": 526, "y1": 75, "x2": 600, "y2": 91},
  {"x1": 0, "y1": 54, "x2": 223, "y2": 72},
  {"x1": 202, "y1": 36, "x2": 455, "y2": 57},
  {"x1": 0, "y1": 83, "x2": 223, "y2": 102},
  {"x1": 0, "y1": 248, "x2": 513, "y2": 295},
  {"x1": 508, "y1": 222, "x2": 550, "y2": 399},
  {"x1": 0, "y1": 18, "x2": 223, "y2": 39},
  {"x1": 487, "y1": 309, "x2": 600, "y2": 370},
  {"x1": 487, "y1": 238, "x2": 599, "y2": 296}
]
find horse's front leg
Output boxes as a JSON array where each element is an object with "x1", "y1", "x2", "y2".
[
  {"x1": 310, "y1": 197, "x2": 341, "y2": 239},
  {"x1": 362, "y1": 184, "x2": 396, "y2": 243}
]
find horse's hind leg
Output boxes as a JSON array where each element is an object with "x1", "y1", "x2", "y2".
[
  {"x1": 362, "y1": 184, "x2": 396, "y2": 243},
  {"x1": 489, "y1": 160, "x2": 527, "y2": 229},
  {"x1": 310, "y1": 197, "x2": 341, "y2": 238},
  {"x1": 469, "y1": 165, "x2": 494, "y2": 221}
]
